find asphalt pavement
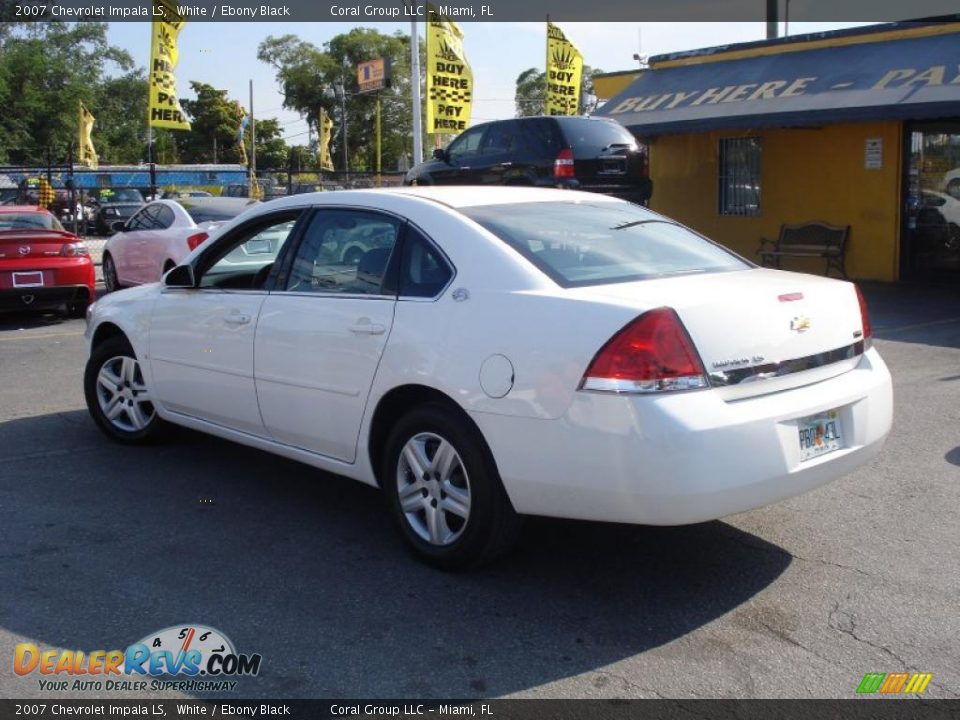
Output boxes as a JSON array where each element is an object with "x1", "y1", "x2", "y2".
[{"x1": 0, "y1": 283, "x2": 957, "y2": 700}]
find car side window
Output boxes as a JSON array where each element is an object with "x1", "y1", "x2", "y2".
[
  {"x1": 399, "y1": 226, "x2": 453, "y2": 298},
  {"x1": 479, "y1": 121, "x2": 517, "y2": 156},
  {"x1": 447, "y1": 125, "x2": 486, "y2": 164},
  {"x1": 125, "y1": 206, "x2": 154, "y2": 231},
  {"x1": 155, "y1": 205, "x2": 176, "y2": 229},
  {"x1": 284, "y1": 210, "x2": 401, "y2": 296},
  {"x1": 197, "y1": 212, "x2": 301, "y2": 290}
]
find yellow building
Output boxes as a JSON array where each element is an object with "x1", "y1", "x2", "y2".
[{"x1": 595, "y1": 21, "x2": 960, "y2": 282}]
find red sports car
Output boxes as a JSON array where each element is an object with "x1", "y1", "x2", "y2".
[{"x1": 0, "y1": 206, "x2": 96, "y2": 317}]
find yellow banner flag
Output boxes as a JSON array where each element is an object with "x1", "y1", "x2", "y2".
[
  {"x1": 545, "y1": 22, "x2": 583, "y2": 116},
  {"x1": 426, "y1": 6, "x2": 473, "y2": 135},
  {"x1": 78, "y1": 102, "x2": 98, "y2": 170},
  {"x1": 318, "y1": 108, "x2": 335, "y2": 172},
  {"x1": 37, "y1": 177, "x2": 56, "y2": 208},
  {"x1": 148, "y1": 1, "x2": 191, "y2": 130}
]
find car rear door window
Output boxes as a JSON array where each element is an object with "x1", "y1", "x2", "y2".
[
  {"x1": 399, "y1": 226, "x2": 453, "y2": 298},
  {"x1": 284, "y1": 210, "x2": 401, "y2": 296},
  {"x1": 447, "y1": 125, "x2": 486, "y2": 164}
]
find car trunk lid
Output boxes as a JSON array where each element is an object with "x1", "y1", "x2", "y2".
[
  {"x1": 0, "y1": 229, "x2": 77, "y2": 259},
  {"x1": 575, "y1": 269, "x2": 866, "y2": 397}
]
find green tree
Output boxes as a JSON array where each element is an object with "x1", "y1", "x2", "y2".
[
  {"x1": 245, "y1": 117, "x2": 289, "y2": 171},
  {"x1": 514, "y1": 65, "x2": 605, "y2": 117},
  {"x1": 258, "y1": 28, "x2": 424, "y2": 173},
  {"x1": 177, "y1": 81, "x2": 246, "y2": 164},
  {"x1": 0, "y1": 22, "x2": 133, "y2": 164}
]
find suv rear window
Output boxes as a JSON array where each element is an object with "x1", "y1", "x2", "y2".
[
  {"x1": 557, "y1": 119, "x2": 638, "y2": 156},
  {"x1": 462, "y1": 201, "x2": 748, "y2": 288}
]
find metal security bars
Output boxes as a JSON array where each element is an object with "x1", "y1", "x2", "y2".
[{"x1": 718, "y1": 137, "x2": 762, "y2": 216}]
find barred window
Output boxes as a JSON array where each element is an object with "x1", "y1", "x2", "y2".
[{"x1": 718, "y1": 137, "x2": 761, "y2": 216}]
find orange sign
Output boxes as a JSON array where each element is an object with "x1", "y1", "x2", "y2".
[{"x1": 357, "y1": 58, "x2": 389, "y2": 93}]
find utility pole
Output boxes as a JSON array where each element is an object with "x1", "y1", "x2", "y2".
[
  {"x1": 410, "y1": 14, "x2": 423, "y2": 166},
  {"x1": 249, "y1": 79, "x2": 257, "y2": 197},
  {"x1": 766, "y1": 0, "x2": 779, "y2": 39}
]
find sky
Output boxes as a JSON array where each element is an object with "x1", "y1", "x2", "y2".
[{"x1": 105, "y1": 21, "x2": 873, "y2": 157}]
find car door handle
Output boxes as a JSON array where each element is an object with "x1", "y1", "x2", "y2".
[
  {"x1": 350, "y1": 321, "x2": 386, "y2": 335},
  {"x1": 224, "y1": 313, "x2": 251, "y2": 325}
]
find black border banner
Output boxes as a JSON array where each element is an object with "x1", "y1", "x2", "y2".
[
  {"x1": 2, "y1": 0, "x2": 960, "y2": 22},
  {"x1": 2, "y1": 700, "x2": 960, "y2": 720}
]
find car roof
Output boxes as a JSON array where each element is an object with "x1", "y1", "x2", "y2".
[
  {"x1": 259, "y1": 186, "x2": 633, "y2": 214},
  {"x1": 0, "y1": 205, "x2": 49, "y2": 214}
]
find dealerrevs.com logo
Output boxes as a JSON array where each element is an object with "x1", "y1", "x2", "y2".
[{"x1": 14, "y1": 625, "x2": 262, "y2": 693}]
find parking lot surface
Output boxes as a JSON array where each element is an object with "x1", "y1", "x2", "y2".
[{"x1": 0, "y1": 283, "x2": 957, "y2": 700}]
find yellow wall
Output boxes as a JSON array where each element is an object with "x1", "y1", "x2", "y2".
[{"x1": 649, "y1": 121, "x2": 903, "y2": 281}]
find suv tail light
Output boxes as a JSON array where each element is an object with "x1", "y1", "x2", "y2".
[
  {"x1": 60, "y1": 242, "x2": 89, "y2": 257},
  {"x1": 554, "y1": 148, "x2": 575, "y2": 179},
  {"x1": 580, "y1": 308, "x2": 709, "y2": 394},
  {"x1": 854, "y1": 284, "x2": 872, "y2": 347},
  {"x1": 186, "y1": 232, "x2": 208, "y2": 251}
]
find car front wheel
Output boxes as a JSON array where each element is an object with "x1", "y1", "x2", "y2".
[
  {"x1": 384, "y1": 403, "x2": 522, "y2": 569},
  {"x1": 84, "y1": 336, "x2": 165, "y2": 444},
  {"x1": 102, "y1": 254, "x2": 121, "y2": 293}
]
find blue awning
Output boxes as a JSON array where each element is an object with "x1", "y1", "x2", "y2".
[{"x1": 596, "y1": 31, "x2": 960, "y2": 136}]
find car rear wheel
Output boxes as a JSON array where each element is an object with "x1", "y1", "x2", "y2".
[
  {"x1": 384, "y1": 403, "x2": 522, "y2": 569},
  {"x1": 102, "y1": 254, "x2": 120, "y2": 293},
  {"x1": 84, "y1": 336, "x2": 165, "y2": 444}
]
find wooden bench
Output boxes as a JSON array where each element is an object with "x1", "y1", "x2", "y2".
[{"x1": 758, "y1": 222, "x2": 850, "y2": 278}]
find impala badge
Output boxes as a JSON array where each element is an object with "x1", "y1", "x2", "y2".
[{"x1": 791, "y1": 316, "x2": 811, "y2": 333}]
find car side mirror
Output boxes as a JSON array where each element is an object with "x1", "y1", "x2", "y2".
[
  {"x1": 164, "y1": 264, "x2": 196, "y2": 288},
  {"x1": 432, "y1": 148, "x2": 447, "y2": 162},
  {"x1": 111, "y1": 221, "x2": 127, "y2": 233}
]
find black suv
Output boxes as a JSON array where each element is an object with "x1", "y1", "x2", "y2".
[{"x1": 404, "y1": 116, "x2": 652, "y2": 204}]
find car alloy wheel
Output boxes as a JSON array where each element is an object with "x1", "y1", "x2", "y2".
[
  {"x1": 103, "y1": 254, "x2": 119, "y2": 292},
  {"x1": 396, "y1": 431, "x2": 472, "y2": 546},
  {"x1": 384, "y1": 403, "x2": 522, "y2": 569},
  {"x1": 84, "y1": 336, "x2": 165, "y2": 444}
]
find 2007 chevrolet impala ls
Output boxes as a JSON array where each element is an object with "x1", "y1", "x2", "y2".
[{"x1": 84, "y1": 187, "x2": 892, "y2": 568}]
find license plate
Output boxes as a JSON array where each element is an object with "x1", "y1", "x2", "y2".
[
  {"x1": 797, "y1": 409, "x2": 843, "y2": 462},
  {"x1": 600, "y1": 160, "x2": 625, "y2": 174},
  {"x1": 13, "y1": 271, "x2": 44, "y2": 288}
]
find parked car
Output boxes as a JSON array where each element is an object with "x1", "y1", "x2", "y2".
[
  {"x1": 404, "y1": 116, "x2": 653, "y2": 205},
  {"x1": 102, "y1": 197, "x2": 260, "y2": 291},
  {"x1": 0, "y1": 206, "x2": 95, "y2": 317},
  {"x1": 161, "y1": 190, "x2": 213, "y2": 199},
  {"x1": 89, "y1": 188, "x2": 146, "y2": 236},
  {"x1": 84, "y1": 187, "x2": 892, "y2": 568}
]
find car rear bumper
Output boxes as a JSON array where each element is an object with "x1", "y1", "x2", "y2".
[
  {"x1": 472, "y1": 347, "x2": 893, "y2": 525},
  {"x1": 0, "y1": 284, "x2": 93, "y2": 311}
]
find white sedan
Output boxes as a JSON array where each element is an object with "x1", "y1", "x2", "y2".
[
  {"x1": 102, "y1": 197, "x2": 260, "y2": 291},
  {"x1": 83, "y1": 187, "x2": 893, "y2": 568}
]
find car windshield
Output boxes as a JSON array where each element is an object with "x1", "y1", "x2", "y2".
[
  {"x1": 181, "y1": 200, "x2": 258, "y2": 225},
  {"x1": 102, "y1": 189, "x2": 143, "y2": 203},
  {"x1": 462, "y1": 201, "x2": 749, "y2": 288},
  {"x1": 0, "y1": 212, "x2": 62, "y2": 231}
]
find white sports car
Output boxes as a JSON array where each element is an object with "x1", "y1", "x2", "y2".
[
  {"x1": 84, "y1": 187, "x2": 893, "y2": 568},
  {"x1": 102, "y1": 197, "x2": 260, "y2": 291}
]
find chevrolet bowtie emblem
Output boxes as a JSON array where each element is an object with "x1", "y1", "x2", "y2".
[{"x1": 790, "y1": 316, "x2": 812, "y2": 333}]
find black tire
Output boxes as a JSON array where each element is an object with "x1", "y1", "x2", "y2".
[
  {"x1": 102, "y1": 253, "x2": 121, "y2": 293},
  {"x1": 84, "y1": 335, "x2": 166, "y2": 444},
  {"x1": 383, "y1": 402, "x2": 522, "y2": 570}
]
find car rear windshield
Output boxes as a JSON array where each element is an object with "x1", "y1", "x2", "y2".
[
  {"x1": 462, "y1": 201, "x2": 749, "y2": 288},
  {"x1": 558, "y1": 119, "x2": 638, "y2": 156},
  {"x1": 182, "y1": 200, "x2": 257, "y2": 225},
  {"x1": 0, "y1": 212, "x2": 62, "y2": 231}
]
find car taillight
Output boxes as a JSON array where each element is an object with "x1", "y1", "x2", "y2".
[
  {"x1": 186, "y1": 232, "x2": 208, "y2": 251},
  {"x1": 554, "y1": 148, "x2": 575, "y2": 179},
  {"x1": 854, "y1": 284, "x2": 872, "y2": 346},
  {"x1": 580, "y1": 308, "x2": 709, "y2": 394},
  {"x1": 60, "y1": 242, "x2": 89, "y2": 257}
]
